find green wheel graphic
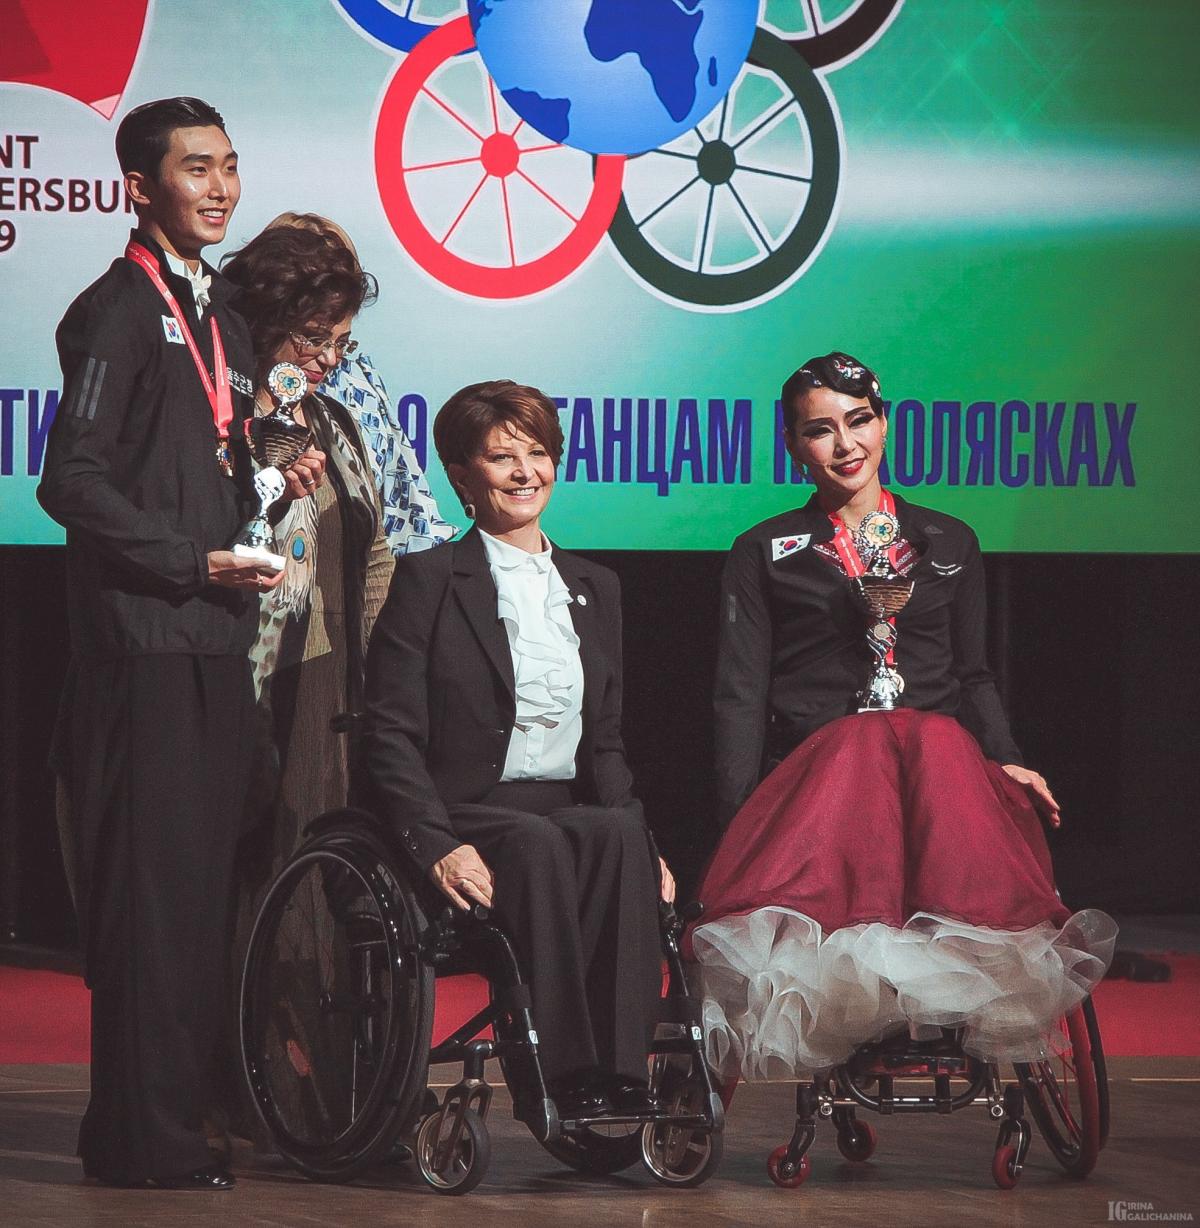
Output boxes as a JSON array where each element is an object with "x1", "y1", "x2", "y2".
[{"x1": 605, "y1": 26, "x2": 841, "y2": 310}]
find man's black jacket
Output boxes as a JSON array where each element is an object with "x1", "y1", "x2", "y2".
[{"x1": 38, "y1": 229, "x2": 258, "y2": 660}]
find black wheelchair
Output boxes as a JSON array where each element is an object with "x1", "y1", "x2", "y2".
[
  {"x1": 239, "y1": 808, "x2": 724, "y2": 1194},
  {"x1": 762, "y1": 998, "x2": 1109, "y2": 1190}
]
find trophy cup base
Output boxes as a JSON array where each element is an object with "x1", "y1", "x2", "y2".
[
  {"x1": 233, "y1": 543, "x2": 286, "y2": 573},
  {"x1": 857, "y1": 700, "x2": 898, "y2": 714}
]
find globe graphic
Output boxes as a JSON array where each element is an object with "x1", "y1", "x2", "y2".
[{"x1": 466, "y1": 0, "x2": 759, "y2": 156}]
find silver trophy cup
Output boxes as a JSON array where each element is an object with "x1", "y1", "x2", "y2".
[
  {"x1": 232, "y1": 362, "x2": 313, "y2": 572},
  {"x1": 851, "y1": 511, "x2": 915, "y2": 712}
]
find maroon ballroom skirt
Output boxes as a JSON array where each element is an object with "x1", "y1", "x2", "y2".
[{"x1": 689, "y1": 710, "x2": 1116, "y2": 1078}]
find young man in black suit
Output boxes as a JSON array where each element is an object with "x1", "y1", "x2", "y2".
[{"x1": 38, "y1": 96, "x2": 324, "y2": 1189}]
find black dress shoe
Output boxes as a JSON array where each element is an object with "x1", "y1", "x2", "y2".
[
  {"x1": 607, "y1": 1079, "x2": 660, "y2": 1115},
  {"x1": 154, "y1": 1165, "x2": 236, "y2": 1191},
  {"x1": 549, "y1": 1071, "x2": 613, "y2": 1119}
]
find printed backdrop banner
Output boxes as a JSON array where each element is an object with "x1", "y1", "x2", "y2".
[{"x1": 1, "y1": 0, "x2": 1197, "y2": 550}]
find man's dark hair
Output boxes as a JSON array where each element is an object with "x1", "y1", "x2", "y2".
[
  {"x1": 115, "y1": 97, "x2": 227, "y2": 179},
  {"x1": 780, "y1": 351, "x2": 884, "y2": 432}
]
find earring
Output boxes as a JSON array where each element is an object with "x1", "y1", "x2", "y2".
[{"x1": 464, "y1": 502, "x2": 476, "y2": 519}]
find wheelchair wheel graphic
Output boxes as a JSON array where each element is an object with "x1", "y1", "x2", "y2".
[
  {"x1": 766, "y1": 0, "x2": 905, "y2": 70},
  {"x1": 605, "y1": 26, "x2": 840, "y2": 310},
  {"x1": 333, "y1": 0, "x2": 455, "y2": 53},
  {"x1": 375, "y1": 17, "x2": 626, "y2": 299}
]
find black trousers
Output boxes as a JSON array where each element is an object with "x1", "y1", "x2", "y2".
[
  {"x1": 448, "y1": 783, "x2": 663, "y2": 1084},
  {"x1": 57, "y1": 654, "x2": 254, "y2": 1182}
]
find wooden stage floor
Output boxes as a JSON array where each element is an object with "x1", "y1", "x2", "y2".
[{"x1": 2, "y1": 1058, "x2": 1196, "y2": 1227}]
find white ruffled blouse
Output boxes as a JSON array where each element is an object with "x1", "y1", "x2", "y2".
[{"x1": 480, "y1": 530, "x2": 584, "y2": 781}]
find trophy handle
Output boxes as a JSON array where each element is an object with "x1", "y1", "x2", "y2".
[{"x1": 253, "y1": 467, "x2": 287, "y2": 515}]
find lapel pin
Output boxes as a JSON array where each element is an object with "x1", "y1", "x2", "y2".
[{"x1": 576, "y1": 594, "x2": 588, "y2": 606}]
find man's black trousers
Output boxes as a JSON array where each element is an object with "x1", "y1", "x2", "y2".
[{"x1": 60, "y1": 653, "x2": 254, "y2": 1183}]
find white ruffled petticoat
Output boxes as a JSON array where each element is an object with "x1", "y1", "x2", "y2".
[{"x1": 691, "y1": 906, "x2": 1118, "y2": 1079}]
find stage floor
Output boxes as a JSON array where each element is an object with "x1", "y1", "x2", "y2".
[{"x1": 2, "y1": 1058, "x2": 1196, "y2": 1228}]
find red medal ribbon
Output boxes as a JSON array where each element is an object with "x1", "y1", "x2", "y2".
[
  {"x1": 828, "y1": 488, "x2": 899, "y2": 664},
  {"x1": 125, "y1": 241, "x2": 233, "y2": 439}
]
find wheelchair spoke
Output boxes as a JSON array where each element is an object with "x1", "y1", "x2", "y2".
[
  {"x1": 736, "y1": 163, "x2": 813, "y2": 184},
  {"x1": 514, "y1": 168, "x2": 582, "y2": 224},
  {"x1": 441, "y1": 173, "x2": 490, "y2": 245},
  {"x1": 727, "y1": 180, "x2": 771, "y2": 253},
  {"x1": 697, "y1": 185, "x2": 717, "y2": 272},
  {"x1": 420, "y1": 85, "x2": 487, "y2": 143},
  {"x1": 635, "y1": 173, "x2": 702, "y2": 229},
  {"x1": 733, "y1": 98, "x2": 800, "y2": 150},
  {"x1": 500, "y1": 176, "x2": 517, "y2": 267},
  {"x1": 646, "y1": 147, "x2": 701, "y2": 163},
  {"x1": 404, "y1": 153, "x2": 484, "y2": 174},
  {"x1": 487, "y1": 75, "x2": 501, "y2": 136}
]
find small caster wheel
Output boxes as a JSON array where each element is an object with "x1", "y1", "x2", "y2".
[
  {"x1": 767, "y1": 1144, "x2": 811, "y2": 1188},
  {"x1": 836, "y1": 1120, "x2": 877, "y2": 1162},
  {"x1": 992, "y1": 1144, "x2": 1020, "y2": 1190},
  {"x1": 416, "y1": 1106, "x2": 490, "y2": 1195}
]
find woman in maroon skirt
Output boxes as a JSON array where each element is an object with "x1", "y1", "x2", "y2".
[{"x1": 691, "y1": 352, "x2": 1116, "y2": 1081}]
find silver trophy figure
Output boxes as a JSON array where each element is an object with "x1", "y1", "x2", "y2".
[
  {"x1": 232, "y1": 362, "x2": 314, "y2": 572},
  {"x1": 851, "y1": 510, "x2": 915, "y2": 712}
]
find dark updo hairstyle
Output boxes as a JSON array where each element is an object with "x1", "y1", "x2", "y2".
[
  {"x1": 434, "y1": 380, "x2": 564, "y2": 498},
  {"x1": 220, "y1": 226, "x2": 378, "y2": 368},
  {"x1": 116, "y1": 96, "x2": 226, "y2": 179},
  {"x1": 780, "y1": 351, "x2": 883, "y2": 432}
]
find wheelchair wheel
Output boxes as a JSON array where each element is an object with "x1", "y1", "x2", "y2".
[
  {"x1": 604, "y1": 26, "x2": 841, "y2": 310},
  {"x1": 640, "y1": 1052, "x2": 723, "y2": 1188},
  {"x1": 1014, "y1": 999, "x2": 1105, "y2": 1178},
  {"x1": 763, "y1": 0, "x2": 905, "y2": 71},
  {"x1": 332, "y1": 0, "x2": 448, "y2": 54},
  {"x1": 416, "y1": 1105, "x2": 491, "y2": 1195},
  {"x1": 241, "y1": 819, "x2": 434, "y2": 1182},
  {"x1": 374, "y1": 16, "x2": 625, "y2": 299}
]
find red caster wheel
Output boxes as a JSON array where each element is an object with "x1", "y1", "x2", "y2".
[
  {"x1": 836, "y1": 1120, "x2": 877, "y2": 1162},
  {"x1": 767, "y1": 1145, "x2": 811, "y2": 1188},
  {"x1": 992, "y1": 1144, "x2": 1020, "y2": 1190}
]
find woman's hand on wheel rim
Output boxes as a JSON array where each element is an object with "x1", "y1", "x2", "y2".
[{"x1": 430, "y1": 844, "x2": 495, "y2": 910}]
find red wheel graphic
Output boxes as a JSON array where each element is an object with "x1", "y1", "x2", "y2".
[
  {"x1": 374, "y1": 17, "x2": 625, "y2": 299},
  {"x1": 766, "y1": 1145, "x2": 811, "y2": 1187}
]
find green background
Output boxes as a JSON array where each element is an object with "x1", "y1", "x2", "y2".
[{"x1": 1, "y1": 0, "x2": 1196, "y2": 550}]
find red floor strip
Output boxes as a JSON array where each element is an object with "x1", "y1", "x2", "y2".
[{"x1": 2, "y1": 960, "x2": 1196, "y2": 1066}]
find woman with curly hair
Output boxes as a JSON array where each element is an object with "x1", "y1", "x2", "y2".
[
  {"x1": 265, "y1": 212, "x2": 456, "y2": 556},
  {"x1": 211, "y1": 225, "x2": 394, "y2": 1143}
]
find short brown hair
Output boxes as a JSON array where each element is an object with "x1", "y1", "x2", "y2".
[{"x1": 433, "y1": 380, "x2": 564, "y2": 471}]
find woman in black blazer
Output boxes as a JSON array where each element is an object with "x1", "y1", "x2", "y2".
[{"x1": 363, "y1": 380, "x2": 673, "y2": 1118}]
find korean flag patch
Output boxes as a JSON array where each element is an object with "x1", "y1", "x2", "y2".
[
  {"x1": 161, "y1": 315, "x2": 185, "y2": 345},
  {"x1": 772, "y1": 534, "x2": 811, "y2": 562}
]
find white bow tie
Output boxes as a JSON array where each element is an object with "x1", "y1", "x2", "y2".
[{"x1": 185, "y1": 266, "x2": 212, "y2": 312}]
